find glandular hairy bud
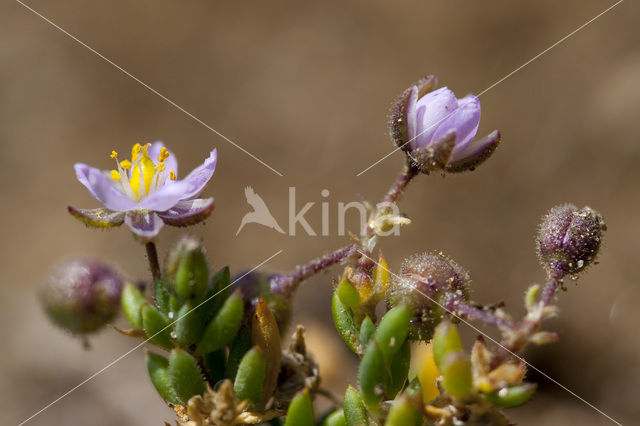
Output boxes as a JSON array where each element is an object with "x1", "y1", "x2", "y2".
[
  {"x1": 536, "y1": 204, "x2": 606, "y2": 276},
  {"x1": 165, "y1": 235, "x2": 209, "y2": 302},
  {"x1": 386, "y1": 252, "x2": 470, "y2": 340},
  {"x1": 389, "y1": 75, "x2": 500, "y2": 174},
  {"x1": 40, "y1": 258, "x2": 123, "y2": 334}
]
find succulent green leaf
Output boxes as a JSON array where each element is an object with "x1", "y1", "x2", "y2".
[
  {"x1": 375, "y1": 306, "x2": 411, "y2": 359},
  {"x1": 332, "y1": 292, "x2": 361, "y2": 355},
  {"x1": 226, "y1": 326, "x2": 252, "y2": 380},
  {"x1": 323, "y1": 409, "x2": 346, "y2": 426},
  {"x1": 234, "y1": 346, "x2": 266, "y2": 406},
  {"x1": 203, "y1": 266, "x2": 231, "y2": 321},
  {"x1": 358, "y1": 341, "x2": 386, "y2": 409},
  {"x1": 433, "y1": 319, "x2": 463, "y2": 370},
  {"x1": 385, "y1": 339, "x2": 411, "y2": 398},
  {"x1": 343, "y1": 385, "x2": 368, "y2": 426},
  {"x1": 384, "y1": 395, "x2": 421, "y2": 426},
  {"x1": 122, "y1": 283, "x2": 146, "y2": 329},
  {"x1": 359, "y1": 316, "x2": 375, "y2": 347},
  {"x1": 174, "y1": 302, "x2": 205, "y2": 348},
  {"x1": 284, "y1": 389, "x2": 314, "y2": 426},
  {"x1": 196, "y1": 290, "x2": 243, "y2": 355},
  {"x1": 146, "y1": 351, "x2": 180, "y2": 404},
  {"x1": 484, "y1": 383, "x2": 536, "y2": 408},
  {"x1": 172, "y1": 241, "x2": 209, "y2": 302},
  {"x1": 336, "y1": 276, "x2": 360, "y2": 308},
  {"x1": 154, "y1": 279, "x2": 172, "y2": 314},
  {"x1": 441, "y1": 351, "x2": 472, "y2": 397},
  {"x1": 141, "y1": 304, "x2": 173, "y2": 350},
  {"x1": 168, "y1": 349, "x2": 206, "y2": 403}
]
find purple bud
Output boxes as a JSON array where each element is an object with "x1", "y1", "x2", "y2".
[
  {"x1": 40, "y1": 258, "x2": 123, "y2": 334},
  {"x1": 389, "y1": 77, "x2": 500, "y2": 173},
  {"x1": 386, "y1": 252, "x2": 470, "y2": 340},
  {"x1": 536, "y1": 204, "x2": 606, "y2": 277}
]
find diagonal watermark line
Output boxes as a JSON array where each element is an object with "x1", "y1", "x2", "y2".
[
  {"x1": 18, "y1": 249, "x2": 284, "y2": 426},
  {"x1": 16, "y1": 0, "x2": 284, "y2": 177},
  {"x1": 357, "y1": 250, "x2": 623, "y2": 425},
  {"x1": 356, "y1": 0, "x2": 624, "y2": 177}
]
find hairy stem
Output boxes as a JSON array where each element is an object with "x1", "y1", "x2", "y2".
[
  {"x1": 443, "y1": 294, "x2": 514, "y2": 330},
  {"x1": 145, "y1": 241, "x2": 161, "y2": 284},
  {"x1": 382, "y1": 163, "x2": 419, "y2": 205},
  {"x1": 270, "y1": 243, "x2": 361, "y2": 297}
]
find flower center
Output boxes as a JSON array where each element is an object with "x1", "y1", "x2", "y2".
[{"x1": 109, "y1": 143, "x2": 176, "y2": 202}]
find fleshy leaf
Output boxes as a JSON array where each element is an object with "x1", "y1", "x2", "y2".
[
  {"x1": 196, "y1": 290, "x2": 243, "y2": 355},
  {"x1": 122, "y1": 283, "x2": 146, "y2": 329},
  {"x1": 168, "y1": 349, "x2": 206, "y2": 403},
  {"x1": 284, "y1": 388, "x2": 314, "y2": 426},
  {"x1": 332, "y1": 291, "x2": 361, "y2": 355},
  {"x1": 141, "y1": 304, "x2": 173, "y2": 350},
  {"x1": 146, "y1": 351, "x2": 181, "y2": 404},
  {"x1": 343, "y1": 386, "x2": 368, "y2": 426},
  {"x1": 234, "y1": 346, "x2": 266, "y2": 407}
]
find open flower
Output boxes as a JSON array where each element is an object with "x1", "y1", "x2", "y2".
[
  {"x1": 69, "y1": 142, "x2": 217, "y2": 240},
  {"x1": 390, "y1": 76, "x2": 500, "y2": 173}
]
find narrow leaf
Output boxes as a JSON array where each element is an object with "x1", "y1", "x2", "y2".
[
  {"x1": 168, "y1": 349, "x2": 206, "y2": 403},
  {"x1": 284, "y1": 388, "x2": 314, "y2": 426},
  {"x1": 146, "y1": 351, "x2": 180, "y2": 404}
]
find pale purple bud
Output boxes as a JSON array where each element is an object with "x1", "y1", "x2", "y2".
[
  {"x1": 390, "y1": 77, "x2": 500, "y2": 173},
  {"x1": 40, "y1": 258, "x2": 123, "y2": 334}
]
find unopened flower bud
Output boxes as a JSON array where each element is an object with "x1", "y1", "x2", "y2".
[
  {"x1": 386, "y1": 252, "x2": 470, "y2": 340},
  {"x1": 40, "y1": 258, "x2": 123, "y2": 334},
  {"x1": 536, "y1": 204, "x2": 606, "y2": 276},
  {"x1": 165, "y1": 235, "x2": 209, "y2": 302},
  {"x1": 390, "y1": 76, "x2": 500, "y2": 173}
]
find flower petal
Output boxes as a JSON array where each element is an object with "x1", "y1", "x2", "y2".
[
  {"x1": 447, "y1": 130, "x2": 501, "y2": 173},
  {"x1": 67, "y1": 206, "x2": 125, "y2": 228},
  {"x1": 74, "y1": 163, "x2": 137, "y2": 211},
  {"x1": 433, "y1": 95, "x2": 481, "y2": 155},
  {"x1": 148, "y1": 141, "x2": 178, "y2": 178},
  {"x1": 139, "y1": 148, "x2": 217, "y2": 211},
  {"x1": 157, "y1": 198, "x2": 215, "y2": 227},
  {"x1": 124, "y1": 210, "x2": 164, "y2": 240},
  {"x1": 413, "y1": 87, "x2": 458, "y2": 149}
]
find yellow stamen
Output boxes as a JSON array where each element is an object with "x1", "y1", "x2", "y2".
[
  {"x1": 110, "y1": 170, "x2": 121, "y2": 182},
  {"x1": 158, "y1": 147, "x2": 170, "y2": 163},
  {"x1": 120, "y1": 159, "x2": 132, "y2": 170},
  {"x1": 155, "y1": 163, "x2": 166, "y2": 171},
  {"x1": 110, "y1": 150, "x2": 118, "y2": 159},
  {"x1": 170, "y1": 170, "x2": 176, "y2": 181}
]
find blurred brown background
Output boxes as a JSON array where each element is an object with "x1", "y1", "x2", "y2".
[{"x1": 2, "y1": 0, "x2": 638, "y2": 424}]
